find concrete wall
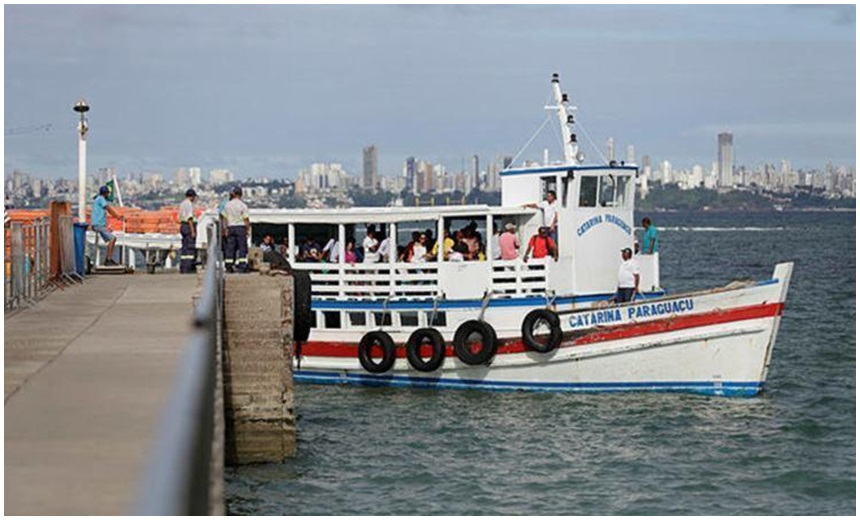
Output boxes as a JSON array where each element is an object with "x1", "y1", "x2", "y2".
[{"x1": 222, "y1": 274, "x2": 296, "y2": 464}]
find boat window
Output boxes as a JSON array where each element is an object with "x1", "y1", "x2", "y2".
[
  {"x1": 373, "y1": 312, "x2": 393, "y2": 327},
  {"x1": 310, "y1": 311, "x2": 318, "y2": 329},
  {"x1": 348, "y1": 312, "x2": 366, "y2": 327},
  {"x1": 323, "y1": 311, "x2": 341, "y2": 329},
  {"x1": 400, "y1": 312, "x2": 419, "y2": 327},
  {"x1": 615, "y1": 175, "x2": 630, "y2": 208},
  {"x1": 561, "y1": 171, "x2": 574, "y2": 208},
  {"x1": 427, "y1": 311, "x2": 446, "y2": 327},
  {"x1": 579, "y1": 176, "x2": 598, "y2": 207},
  {"x1": 599, "y1": 176, "x2": 616, "y2": 207},
  {"x1": 541, "y1": 176, "x2": 557, "y2": 198}
]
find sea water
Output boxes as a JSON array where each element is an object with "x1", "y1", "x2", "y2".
[{"x1": 226, "y1": 210, "x2": 855, "y2": 515}]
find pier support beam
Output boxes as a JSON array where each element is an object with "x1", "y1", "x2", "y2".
[{"x1": 222, "y1": 274, "x2": 296, "y2": 464}]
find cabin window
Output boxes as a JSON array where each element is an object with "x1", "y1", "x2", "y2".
[
  {"x1": 615, "y1": 176, "x2": 631, "y2": 208},
  {"x1": 400, "y1": 312, "x2": 419, "y2": 327},
  {"x1": 323, "y1": 311, "x2": 341, "y2": 329},
  {"x1": 427, "y1": 311, "x2": 446, "y2": 327},
  {"x1": 579, "y1": 176, "x2": 598, "y2": 207},
  {"x1": 541, "y1": 176, "x2": 558, "y2": 198},
  {"x1": 599, "y1": 176, "x2": 616, "y2": 207},
  {"x1": 310, "y1": 311, "x2": 318, "y2": 329},
  {"x1": 373, "y1": 312, "x2": 393, "y2": 327},
  {"x1": 348, "y1": 312, "x2": 366, "y2": 327}
]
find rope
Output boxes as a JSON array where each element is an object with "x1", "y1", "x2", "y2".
[
  {"x1": 509, "y1": 115, "x2": 552, "y2": 168},
  {"x1": 575, "y1": 115, "x2": 608, "y2": 164}
]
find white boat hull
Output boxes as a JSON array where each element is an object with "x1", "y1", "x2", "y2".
[{"x1": 293, "y1": 263, "x2": 793, "y2": 397}]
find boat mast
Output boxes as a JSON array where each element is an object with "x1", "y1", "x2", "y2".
[{"x1": 548, "y1": 73, "x2": 582, "y2": 165}]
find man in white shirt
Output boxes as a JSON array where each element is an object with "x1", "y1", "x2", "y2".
[
  {"x1": 613, "y1": 247, "x2": 640, "y2": 303},
  {"x1": 178, "y1": 188, "x2": 197, "y2": 274},
  {"x1": 377, "y1": 233, "x2": 392, "y2": 263},
  {"x1": 222, "y1": 186, "x2": 251, "y2": 273},
  {"x1": 523, "y1": 190, "x2": 558, "y2": 243},
  {"x1": 322, "y1": 237, "x2": 339, "y2": 263},
  {"x1": 362, "y1": 227, "x2": 379, "y2": 263}
]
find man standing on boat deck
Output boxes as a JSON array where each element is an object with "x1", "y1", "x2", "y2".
[
  {"x1": 523, "y1": 190, "x2": 558, "y2": 244},
  {"x1": 362, "y1": 226, "x2": 379, "y2": 263},
  {"x1": 223, "y1": 186, "x2": 251, "y2": 273},
  {"x1": 641, "y1": 217, "x2": 658, "y2": 255},
  {"x1": 178, "y1": 188, "x2": 197, "y2": 274},
  {"x1": 613, "y1": 247, "x2": 640, "y2": 303},
  {"x1": 523, "y1": 226, "x2": 558, "y2": 262}
]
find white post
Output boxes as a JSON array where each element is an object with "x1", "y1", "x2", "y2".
[
  {"x1": 388, "y1": 222, "x2": 396, "y2": 296},
  {"x1": 77, "y1": 128, "x2": 87, "y2": 222},
  {"x1": 338, "y1": 224, "x2": 345, "y2": 297},
  {"x1": 287, "y1": 224, "x2": 296, "y2": 264},
  {"x1": 436, "y1": 217, "x2": 444, "y2": 263},
  {"x1": 485, "y1": 214, "x2": 493, "y2": 265},
  {"x1": 548, "y1": 74, "x2": 578, "y2": 165}
]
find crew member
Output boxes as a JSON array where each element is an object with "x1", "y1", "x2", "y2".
[
  {"x1": 641, "y1": 217, "x2": 658, "y2": 255},
  {"x1": 613, "y1": 247, "x2": 640, "y2": 303},
  {"x1": 178, "y1": 188, "x2": 197, "y2": 274},
  {"x1": 223, "y1": 186, "x2": 251, "y2": 273},
  {"x1": 523, "y1": 190, "x2": 558, "y2": 243}
]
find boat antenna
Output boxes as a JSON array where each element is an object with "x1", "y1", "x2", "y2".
[{"x1": 546, "y1": 73, "x2": 583, "y2": 165}]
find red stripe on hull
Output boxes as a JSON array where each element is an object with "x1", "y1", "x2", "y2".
[{"x1": 301, "y1": 302, "x2": 784, "y2": 358}]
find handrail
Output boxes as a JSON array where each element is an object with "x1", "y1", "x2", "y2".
[
  {"x1": 5, "y1": 218, "x2": 54, "y2": 311},
  {"x1": 135, "y1": 223, "x2": 222, "y2": 515}
]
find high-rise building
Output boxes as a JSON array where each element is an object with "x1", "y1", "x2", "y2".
[
  {"x1": 404, "y1": 157, "x2": 416, "y2": 194},
  {"x1": 718, "y1": 132, "x2": 733, "y2": 187},
  {"x1": 626, "y1": 145, "x2": 635, "y2": 165},
  {"x1": 471, "y1": 155, "x2": 480, "y2": 190},
  {"x1": 189, "y1": 167, "x2": 202, "y2": 186},
  {"x1": 607, "y1": 137, "x2": 615, "y2": 162},
  {"x1": 363, "y1": 145, "x2": 378, "y2": 191}
]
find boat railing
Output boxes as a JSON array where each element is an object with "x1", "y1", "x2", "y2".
[{"x1": 291, "y1": 258, "x2": 549, "y2": 300}]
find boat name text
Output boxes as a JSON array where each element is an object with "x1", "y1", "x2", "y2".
[
  {"x1": 568, "y1": 298, "x2": 696, "y2": 329},
  {"x1": 576, "y1": 214, "x2": 632, "y2": 236}
]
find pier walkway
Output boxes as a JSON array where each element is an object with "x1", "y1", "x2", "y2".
[{"x1": 4, "y1": 274, "x2": 198, "y2": 515}]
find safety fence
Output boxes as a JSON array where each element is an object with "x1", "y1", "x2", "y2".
[
  {"x1": 4, "y1": 218, "x2": 53, "y2": 311},
  {"x1": 135, "y1": 223, "x2": 224, "y2": 515}
]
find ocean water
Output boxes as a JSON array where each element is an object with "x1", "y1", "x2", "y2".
[{"x1": 226, "y1": 211, "x2": 855, "y2": 515}]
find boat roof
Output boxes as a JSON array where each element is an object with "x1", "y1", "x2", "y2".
[
  {"x1": 247, "y1": 204, "x2": 538, "y2": 224},
  {"x1": 501, "y1": 164, "x2": 639, "y2": 177}
]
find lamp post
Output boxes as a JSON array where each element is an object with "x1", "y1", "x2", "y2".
[{"x1": 73, "y1": 99, "x2": 89, "y2": 222}]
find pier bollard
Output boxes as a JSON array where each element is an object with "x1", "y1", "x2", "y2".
[{"x1": 222, "y1": 273, "x2": 296, "y2": 464}]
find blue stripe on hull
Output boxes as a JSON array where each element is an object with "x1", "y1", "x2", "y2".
[{"x1": 294, "y1": 370, "x2": 763, "y2": 397}]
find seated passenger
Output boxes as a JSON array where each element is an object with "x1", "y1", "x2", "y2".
[
  {"x1": 411, "y1": 234, "x2": 428, "y2": 264},
  {"x1": 449, "y1": 242, "x2": 468, "y2": 262},
  {"x1": 260, "y1": 234, "x2": 275, "y2": 253},
  {"x1": 430, "y1": 229, "x2": 455, "y2": 260},
  {"x1": 499, "y1": 223, "x2": 521, "y2": 260},
  {"x1": 344, "y1": 238, "x2": 357, "y2": 264},
  {"x1": 322, "y1": 237, "x2": 339, "y2": 263},
  {"x1": 523, "y1": 226, "x2": 558, "y2": 262},
  {"x1": 299, "y1": 236, "x2": 322, "y2": 262}
]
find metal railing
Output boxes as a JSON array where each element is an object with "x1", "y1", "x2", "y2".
[
  {"x1": 5, "y1": 218, "x2": 53, "y2": 311},
  {"x1": 135, "y1": 224, "x2": 223, "y2": 515}
]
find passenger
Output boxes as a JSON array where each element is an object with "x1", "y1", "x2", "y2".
[
  {"x1": 260, "y1": 234, "x2": 275, "y2": 253},
  {"x1": 396, "y1": 245, "x2": 407, "y2": 262},
  {"x1": 641, "y1": 217, "x2": 658, "y2": 255},
  {"x1": 277, "y1": 236, "x2": 289, "y2": 258},
  {"x1": 344, "y1": 237, "x2": 357, "y2": 264},
  {"x1": 523, "y1": 190, "x2": 558, "y2": 244},
  {"x1": 322, "y1": 237, "x2": 339, "y2": 263},
  {"x1": 430, "y1": 229, "x2": 455, "y2": 260},
  {"x1": 523, "y1": 226, "x2": 558, "y2": 262},
  {"x1": 404, "y1": 231, "x2": 420, "y2": 262},
  {"x1": 223, "y1": 186, "x2": 251, "y2": 273},
  {"x1": 634, "y1": 239, "x2": 640, "y2": 255},
  {"x1": 299, "y1": 236, "x2": 321, "y2": 262},
  {"x1": 490, "y1": 224, "x2": 502, "y2": 260},
  {"x1": 462, "y1": 228, "x2": 481, "y2": 261},
  {"x1": 411, "y1": 233, "x2": 428, "y2": 263},
  {"x1": 612, "y1": 247, "x2": 640, "y2": 303},
  {"x1": 91, "y1": 185, "x2": 125, "y2": 266},
  {"x1": 499, "y1": 222, "x2": 521, "y2": 260},
  {"x1": 449, "y1": 241, "x2": 468, "y2": 262},
  {"x1": 362, "y1": 226, "x2": 379, "y2": 263},
  {"x1": 377, "y1": 231, "x2": 392, "y2": 263},
  {"x1": 424, "y1": 228, "x2": 436, "y2": 254}
]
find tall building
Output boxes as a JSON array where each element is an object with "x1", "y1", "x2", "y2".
[
  {"x1": 471, "y1": 155, "x2": 480, "y2": 190},
  {"x1": 404, "y1": 157, "x2": 416, "y2": 194},
  {"x1": 363, "y1": 145, "x2": 378, "y2": 191},
  {"x1": 626, "y1": 145, "x2": 635, "y2": 165},
  {"x1": 607, "y1": 137, "x2": 615, "y2": 162},
  {"x1": 718, "y1": 132, "x2": 733, "y2": 187},
  {"x1": 189, "y1": 167, "x2": 202, "y2": 186}
]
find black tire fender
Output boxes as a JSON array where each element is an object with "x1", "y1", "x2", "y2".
[
  {"x1": 453, "y1": 320, "x2": 497, "y2": 365},
  {"x1": 358, "y1": 331, "x2": 396, "y2": 373},
  {"x1": 406, "y1": 328, "x2": 446, "y2": 372},
  {"x1": 521, "y1": 308, "x2": 562, "y2": 353},
  {"x1": 293, "y1": 271, "x2": 313, "y2": 342}
]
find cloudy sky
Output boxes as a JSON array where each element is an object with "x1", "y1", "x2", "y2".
[{"x1": 4, "y1": 4, "x2": 856, "y2": 180}]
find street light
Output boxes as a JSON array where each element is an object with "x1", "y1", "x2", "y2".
[{"x1": 73, "y1": 99, "x2": 89, "y2": 222}]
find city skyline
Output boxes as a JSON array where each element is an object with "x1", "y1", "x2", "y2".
[{"x1": 4, "y1": 5, "x2": 856, "y2": 179}]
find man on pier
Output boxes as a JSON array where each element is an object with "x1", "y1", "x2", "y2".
[
  {"x1": 91, "y1": 185, "x2": 124, "y2": 266},
  {"x1": 178, "y1": 188, "x2": 198, "y2": 274},
  {"x1": 223, "y1": 186, "x2": 251, "y2": 273}
]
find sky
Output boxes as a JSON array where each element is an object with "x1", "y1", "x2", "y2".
[{"x1": 3, "y1": 4, "x2": 856, "y2": 181}]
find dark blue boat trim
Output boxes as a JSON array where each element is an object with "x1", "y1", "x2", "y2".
[
  {"x1": 500, "y1": 165, "x2": 639, "y2": 177},
  {"x1": 312, "y1": 290, "x2": 666, "y2": 311},
  {"x1": 294, "y1": 370, "x2": 762, "y2": 397}
]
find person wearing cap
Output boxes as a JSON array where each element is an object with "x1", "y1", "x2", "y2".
[
  {"x1": 613, "y1": 247, "x2": 640, "y2": 303},
  {"x1": 178, "y1": 188, "x2": 198, "y2": 274},
  {"x1": 223, "y1": 186, "x2": 251, "y2": 273},
  {"x1": 499, "y1": 222, "x2": 521, "y2": 261},
  {"x1": 523, "y1": 190, "x2": 559, "y2": 244},
  {"x1": 523, "y1": 226, "x2": 558, "y2": 262},
  {"x1": 91, "y1": 185, "x2": 124, "y2": 266}
]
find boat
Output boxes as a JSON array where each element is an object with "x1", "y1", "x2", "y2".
[{"x1": 246, "y1": 73, "x2": 793, "y2": 397}]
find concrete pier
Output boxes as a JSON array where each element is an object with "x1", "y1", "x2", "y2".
[
  {"x1": 222, "y1": 274, "x2": 296, "y2": 464},
  {"x1": 4, "y1": 274, "x2": 200, "y2": 515}
]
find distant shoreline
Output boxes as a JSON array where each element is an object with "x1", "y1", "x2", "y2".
[{"x1": 642, "y1": 207, "x2": 855, "y2": 213}]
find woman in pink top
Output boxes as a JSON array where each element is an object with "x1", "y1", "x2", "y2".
[
  {"x1": 344, "y1": 237, "x2": 357, "y2": 264},
  {"x1": 499, "y1": 223, "x2": 521, "y2": 260}
]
